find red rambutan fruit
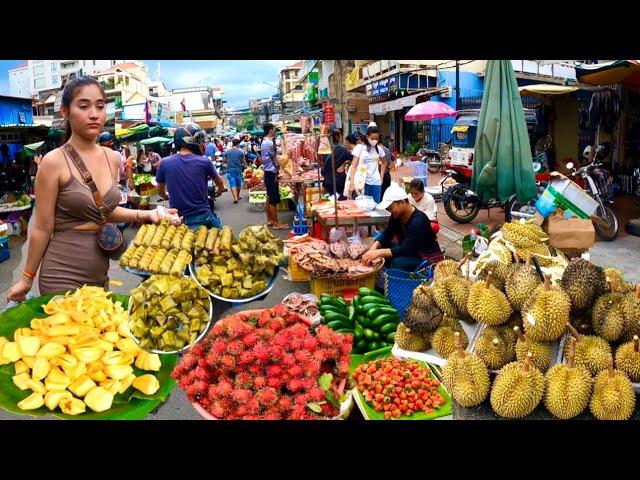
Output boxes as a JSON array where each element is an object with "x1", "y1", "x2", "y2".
[
  {"x1": 210, "y1": 405, "x2": 225, "y2": 418},
  {"x1": 212, "y1": 339, "x2": 226, "y2": 355},
  {"x1": 252, "y1": 343, "x2": 269, "y2": 363},
  {"x1": 266, "y1": 364, "x2": 283, "y2": 377},
  {"x1": 235, "y1": 372, "x2": 253, "y2": 389},
  {"x1": 205, "y1": 352, "x2": 218, "y2": 367},
  {"x1": 273, "y1": 305, "x2": 286, "y2": 316},
  {"x1": 267, "y1": 377, "x2": 283, "y2": 390},
  {"x1": 294, "y1": 350, "x2": 309, "y2": 363},
  {"x1": 258, "y1": 311, "x2": 272, "y2": 327},
  {"x1": 302, "y1": 337, "x2": 318, "y2": 351},
  {"x1": 253, "y1": 376, "x2": 267, "y2": 389},
  {"x1": 288, "y1": 365, "x2": 304, "y2": 378},
  {"x1": 231, "y1": 388, "x2": 252, "y2": 405},
  {"x1": 245, "y1": 398, "x2": 261, "y2": 415},
  {"x1": 237, "y1": 350, "x2": 254, "y2": 365},
  {"x1": 268, "y1": 345, "x2": 284, "y2": 360},
  {"x1": 337, "y1": 361, "x2": 350, "y2": 374},
  {"x1": 226, "y1": 340, "x2": 245, "y2": 356},
  {"x1": 220, "y1": 354, "x2": 236, "y2": 370},
  {"x1": 282, "y1": 354, "x2": 296, "y2": 368},
  {"x1": 308, "y1": 387, "x2": 325, "y2": 402},
  {"x1": 242, "y1": 332, "x2": 259, "y2": 348},
  {"x1": 287, "y1": 378, "x2": 304, "y2": 392},
  {"x1": 185, "y1": 383, "x2": 199, "y2": 398},
  {"x1": 194, "y1": 366, "x2": 210, "y2": 381},
  {"x1": 257, "y1": 387, "x2": 279, "y2": 407},
  {"x1": 235, "y1": 405, "x2": 248, "y2": 417},
  {"x1": 269, "y1": 318, "x2": 285, "y2": 332},
  {"x1": 278, "y1": 395, "x2": 294, "y2": 411},
  {"x1": 217, "y1": 379, "x2": 234, "y2": 396}
]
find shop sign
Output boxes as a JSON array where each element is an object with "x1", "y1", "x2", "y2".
[{"x1": 388, "y1": 75, "x2": 398, "y2": 92}]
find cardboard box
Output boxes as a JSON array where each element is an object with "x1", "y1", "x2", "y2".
[{"x1": 547, "y1": 215, "x2": 595, "y2": 251}]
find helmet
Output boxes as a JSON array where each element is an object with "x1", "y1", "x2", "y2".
[
  {"x1": 174, "y1": 122, "x2": 206, "y2": 154},
  {"x1": 98, "y1": 131, "x2": 114, "y2": 144}
]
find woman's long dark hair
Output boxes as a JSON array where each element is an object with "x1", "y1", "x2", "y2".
[
  {"x1": 361, "y1": 125, "x2": 380, "y2": 151},
  {"x1": 61, "y1": 76, "x2": 106, "y2": 143}
]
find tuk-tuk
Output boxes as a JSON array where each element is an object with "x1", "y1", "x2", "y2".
[{"x1": 447, "y1": 108, "x2": 538, "y2": 169}]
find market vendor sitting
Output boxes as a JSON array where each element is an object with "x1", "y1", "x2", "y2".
[{"x1": 362, "y1": 183, "x2": 441, "y2": 271}]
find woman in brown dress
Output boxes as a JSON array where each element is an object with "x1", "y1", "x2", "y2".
[{"x1": 7, "y1": 77, "x2": 179, "y2": 301}]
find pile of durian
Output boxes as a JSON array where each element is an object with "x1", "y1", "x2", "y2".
[
  {"x1": 438, "y1": 250, "x2": 640, "y2": 420},
  {"x1": 395, "y1": 257, "x2": 474, "y2": 357}
]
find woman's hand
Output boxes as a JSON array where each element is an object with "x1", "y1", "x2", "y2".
[
  {"x1": 147, "y1": 208, "x2": 181, "y2": 225},
  {"x1": 361, "y1": 249, "x2": 380, "y2": 265},
  {"x1": 7, "y1": 276, "x2": 34, "y2": 303}
]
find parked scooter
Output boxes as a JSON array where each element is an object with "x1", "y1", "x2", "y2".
[
  {"x1": 418, "y1": 146, "x2": 443, "y2": 173},
  {"x1": 565, "y1": 144, "x2": 619, "y2": 241},
  {"x1": 440, "y1": 164, "x2": 548, "y2": 224}
]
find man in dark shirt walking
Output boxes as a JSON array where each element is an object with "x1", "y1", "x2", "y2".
[
  {"x1": 261, "y1": 122, "x2": 288, "y2": 230},
  {"x1": 156, "y1": 122, "x2": 226, "y2": 229},
  {"x1": 362, "y1": 183, "x2": 440, "y2": 271}
]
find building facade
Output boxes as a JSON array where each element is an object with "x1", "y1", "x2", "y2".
[
  {"x1": 8, "y1": 63, "x2": 29, "y2": 98},
  {"x1": 279, "y1": 61, "x2": 304, "y2": 114}
]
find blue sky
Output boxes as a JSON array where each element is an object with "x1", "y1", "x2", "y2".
[{"x1": 0, "y1": 60, "x2": 295, "y2": 110}]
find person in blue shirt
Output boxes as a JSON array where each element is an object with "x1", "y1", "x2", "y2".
[
  {"x1": 156, "y1": 123, "x2": 227, "y2": 229},
  {"x1": 223, "y1": 138, "x2": 246, "y2": 204}
]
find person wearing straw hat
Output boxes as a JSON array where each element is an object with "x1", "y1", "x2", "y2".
[{"x1": 362, "y1": 182, "x2": 439, "y2": 271}]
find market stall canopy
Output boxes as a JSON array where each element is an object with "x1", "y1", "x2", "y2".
[
  {"x1": 23, "y1": 141, "x2": 44, "y2": 157},
  {"x1": 139, "y1": 136, "x2": 172, "y2": 146},
  {"x1": 576, "y1": 60, "x2": 640, "y2": 90},
  {"x1": 518, "y1": 84, "x2": 580, "y2": 96},
  {"x1": 404, "y1": 101, "x2": 457, "y2": 121},
  {"x1": 471, "y1": 60, "x2": 537, "y2": 203}
]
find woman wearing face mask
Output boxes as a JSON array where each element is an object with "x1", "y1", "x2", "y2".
[
  {"x1": 7, "y1": 76, "x2": 178, "y2": 302},
  {"x1": 347, "y1": 126, "x2": 386, "y2": 203},
  {"x1": 321, "y1": 129, "x2": 353, "y2": 200}
]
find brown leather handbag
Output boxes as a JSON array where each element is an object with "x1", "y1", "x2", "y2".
[{"x1": 63, "y1": 143, "x2": 126, "y2": 260}]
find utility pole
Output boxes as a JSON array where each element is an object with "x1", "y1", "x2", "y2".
[{"x1": 455, "y1": 60, "x2": 460, "y2": 109}]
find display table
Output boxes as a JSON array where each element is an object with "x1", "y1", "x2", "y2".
[
  {"x1": 280, "y1": 175, "x2": 323, "y2": 209},
  {"x1": 311, "y1": 200, "x2": 391, "y2": 241}
]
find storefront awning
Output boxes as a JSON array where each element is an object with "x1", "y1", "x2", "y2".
[
  {"x1": 576, "y1": 60, "x2": 640, "y2": 89},
  {"x1": 369, "y1": 90, "x2": 444, "y2": 115},
  {"x1": 518, "y1": 84, "x2": 579, "y2": 96}
]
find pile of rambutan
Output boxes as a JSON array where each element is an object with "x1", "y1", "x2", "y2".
[{"x1": 172, "y1": 305, "x2": 353, "y2": 420}]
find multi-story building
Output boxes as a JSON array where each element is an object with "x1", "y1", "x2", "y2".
[
  {"x1": 170, "y1": 87, "x2": 224, "y2": 131},
  {"x1": 25, "y1": 60, "x2": 142, "y2": 98},
  {"x1": 279, "y1": 61, "x2": 304, "y2": 114},
  {"x1": 8, "y1": 63, "x2": 29, "y2": 98}
]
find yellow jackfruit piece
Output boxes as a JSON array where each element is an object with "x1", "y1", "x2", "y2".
[
  {"x1": 72, "y1": 347, "x2": 104, "y2": 364},
  {"x1": 84, "y1": 387, "x2": 114, "y2": 412},
  {"x1": 36, "y1": 342, "x2": 66, "y2": 360},
  {"x1": 62, "y1": 361, "x2": 87, "y2": 380},
  {"x1": 2, "y1": 342, "x2": 22, "y2": 363},
  {"x1": 132, "y1": 374, "x2": 160, "y2": 396},
  {"x1": 14, "y1": 360, "x2": 29, "y2": 375},
  {"x1": 16, "y1": 336, "x2": 40, "y2": 357},
  {"x1": 118, "y1": 373, "x2": 136, "y2": 393},
  {"x1": 115, "y1": 337, "x2": 140, "y2": 355},
  {"x1": 18, "y1": 392, "x2": 45, "y2": 410},
  {"x1": 59, "y1": 397, "x2": 86, "y2": 415},
  {"x1": 26, "y1": 379, "x2": 47, "y2": 395},
  {"x1": 21, "y1": 356, "x2": 35, "y2": 368},
  {"x1": 89, "y1": 370, "x2": 108, "y2": 383},
  {"x1": 100, "y1": 379, "x2": 121, "y2": 396},
  {"x1": 102, "y1": 331, "x2": 120, "y2": 343},
  {"x1": 46, "y1": 313, "x2": 71, "y2": 325},
  {"x1": 45, "y1": 325, "x2": 80, "y2": 337},
  {"x1": 68, "y1": 376, "x2": 97, "y2": 397},
  {"x1": 135, "y1": 351, "x2": 161, "y2": 371},
  {"x1": 13, "y1": 328, "x2": 32, "y2": 340},
  {"x1": 44, "y1": 390, "x2": 73, "y2": 411},
  {"x1": 105, "y1": 365, "x2": 133, "y2": 381},
  {"x1": 12, "y1": 372, "x2": 31, "y2": 390},
  {"x1": 32, "y1": 357, "x2": 51, "y2": 381}
]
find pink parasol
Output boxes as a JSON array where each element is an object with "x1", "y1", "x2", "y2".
[{"x1": 404, "y1": 101, "x2": 457, "y2": 121}]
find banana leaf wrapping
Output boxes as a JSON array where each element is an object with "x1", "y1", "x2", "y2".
[
  {"x1": 128, "y1": 245, "x2": 148, "y2": 269},
  {"x1": 139, "y1": 247, "x2": 157, "y2": 271},
  {"x1": 181, "y1": 231, "x2": 196, "y2": 252},
  {"x1": 159, "y1": 249, "x2": 179, "y2": 275},
  {"x1": 141, "y1": 225, "x2": 156, "y2": 245},
  {"x1": 160, "y1": 225, "x2": 177, "y2": 250},
  {"x1": 205, "y1": 227, "x2": 219, "y2": 251},
  {"x1": 170, "y1": 226, "x2": 187, "y2": 251},
  {"x1": 149, "y1": 249, "x2": 168, "y2": 274},
  {"x1": 119, "y1": 244, "x2": 138, "y2": 268},
  {"x1": 194, "y1": 226, "x2": 208, "y2": 254},
  {"x1": 133, "y1": 224, "x2": 148, "y2": 246},
  {"x1": 150, "y1": 225, "x2": 167, "y2": 248}
]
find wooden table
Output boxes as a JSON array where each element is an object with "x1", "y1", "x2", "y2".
[
  {"x1": 280, "y1": 176, "x2": 323, "y2": 211},
  {"x1": 312, "y1": 202, "x2": 391, "y2": 242}
]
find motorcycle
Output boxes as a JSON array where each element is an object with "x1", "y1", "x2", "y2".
[
  {"x1": 565, "y1": 144, "x2": 619, "y2": 241},
  {"x1": 417, "y1": 146, "x2": 443, "y2": 174},
  {"x1": 440, "y1": 163, "x2": 548, "y2": 224}
]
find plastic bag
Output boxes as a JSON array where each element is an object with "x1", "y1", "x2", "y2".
[
  {"x1": 347, "y1": 229, "x2": 366, "y2": 259},
  {"x1": 354, "y1": 195, "x2": 377, "y2": 212},
  {"x1": 329, "y1": 226, "x2": 346, "y2": 244}
]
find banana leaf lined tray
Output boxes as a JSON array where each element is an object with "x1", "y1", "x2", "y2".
[
  {"x1": 349, "y1": 346, "x2": 453, "y2": 421},
  {"x1": 0, "y1": 293, "x2": 178, "y2": 420}
]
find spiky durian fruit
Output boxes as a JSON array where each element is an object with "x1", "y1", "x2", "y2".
[
  {"x1": 433, "y1": 258, "x2": 463, "y2": 284},
  {"x1": 442, "y1": 332, "x2": 490, "y2": 407},
  {"x1": 591, "y1": 284, "x2": 626, "y2": 342},
  {"x1": 564, "y1": 325, "x2": 612, "y2": 377},
  {"x1": 505, "y1": 254, "x2": 541, "y2": 311},
  {"x1": 604, "y1": 267, "x2": 633, "y2": 293},
  {"x1": 501, "y1": 221, "x2": 548, "y2": 249},
  {"x1": 589, "y1": 354, "x2": 636, "y2": 421},
  {"x1": 467, "y1": 274, "x2": 512, "y2": 325},
  {"x1": 490, "y1": 353, "x2": 545, "y2": 418},
  {"x1": 505, "y1": 311, "x2": 523, "y2": 331},
  {"x1": 433, "y1": 274, "x2": 473, "y2": 322},
  {"x1": 478, "y1": 260, "x2": 512, "y2": 292},
  {"x1": 404, "y1": 285, "x2": 443, "y2": 334},
  {"x1": 432, "y1": 315, "x2": 468, "y2": 359},
  {"x1": 621, "y1": 285, "x2": 640, "y2": 341},
  {"x1": 514, "y1": 326, "x2": 552, "y2": 372},
  {"x1": 570, "y1": 308, "x2": 594, "y2": 336},
  {"x1": 521, "y1": 275, "x2": 571, "y2": 342},
  {"x1": 615, "y1": 335, "x2": 640, "y2": 382},
  {"x1": 474, "y1": 327, "x2": 516, "y2": 370},
  {"x1": 395, "y1": 323, "x2": 429, "y2": 352},
  {"x1": 544, "y1": 337, "x2": 592, "y2": 419},
  {"x1": 560, "y1": 259, "x2": 607, "y2": 312}
]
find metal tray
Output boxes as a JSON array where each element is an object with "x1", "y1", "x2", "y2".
[
  {"x1": 127, "y1": 282, "x2": 213, "y2": 355},
  {"x1": 392, "y1": 319, "x2": 479, "y2": 367},
  {"x1": 468, "y1": 322, "x2": 563, "y2": 374},
  {"x1": 189, "y1": 262, "x2": 279, "y2": 304}
]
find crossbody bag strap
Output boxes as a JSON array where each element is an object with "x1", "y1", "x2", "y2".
[{"x1": 63, "y1": 143, "x2": 107, "y2": 220}]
